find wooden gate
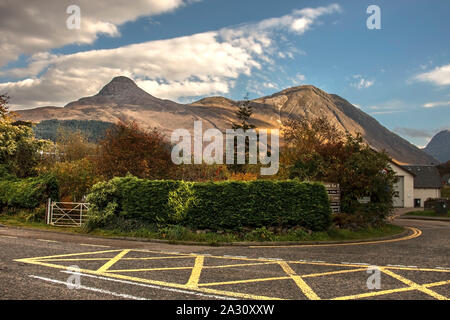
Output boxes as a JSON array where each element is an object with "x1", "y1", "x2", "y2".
[{"x1": 46, "y1": 199, "x2": 90, "y2": 227}]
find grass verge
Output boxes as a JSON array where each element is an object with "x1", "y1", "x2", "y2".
[
  {"x1": 404, "y1": 210, "x2": 450, "y2": 218},
  {"x1": 0, "y1": 211, "x2": 405, "y2": 245}
]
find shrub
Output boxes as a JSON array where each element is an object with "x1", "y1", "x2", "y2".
[
  {"x1": 51, "y1": 159, "x2": 100, "y2": 201},
  {"x1": 86, "y1": 176, "x2": 332, "y2": 231},
  {"x1": 0, "y1": 173, "x2": 59, "y2": 209}
]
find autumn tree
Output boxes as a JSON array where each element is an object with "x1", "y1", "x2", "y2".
[
  {"x1": 282, "y1": 116, "x2": 397, "y2": 223},
  {"x1": 282, "y1": 116, "x2": 344, "y2": 180},
  {"x1": 96, "y1": 121, "x2": 174, "y2": 180},
  {"x1": 0, "y1": 94, "x2": 51, "y2": 177},
  {"x1": 56, "y1": 128, "x2": 96, "y2": 162}
]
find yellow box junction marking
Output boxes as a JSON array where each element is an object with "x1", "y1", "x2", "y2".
[
  {"x1": 97, "y1": 249, "x2": 131, "y2": 273},
  {"x1": 251, "y1": 227, "x2": 422, "y2": 248},
  {"x1": 278, "y1": 261, "x2": 320, "y2": 300},
  {"x1": 15, "y1": 247, "x2": 448, "y2": 300},
  {"x1": 186, "y1": 255, "x2": 205, "y2": 288}
]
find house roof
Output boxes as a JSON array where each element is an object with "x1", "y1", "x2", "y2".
[
  {"x1": 402, "y1": 165, "x2": 442, "y2": 189},
  {"x1": 389, "y1": 160, "x2": 415, "y2": 177}
]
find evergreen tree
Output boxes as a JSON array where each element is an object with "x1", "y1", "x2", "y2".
[{"x1": 229, "y1": 93, "x2": 256, "y2": 173}]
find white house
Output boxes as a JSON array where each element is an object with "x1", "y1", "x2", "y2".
[
  {"x1": 389, "y1": 161, "x2": 415, "y2": 208},
  {"x1": 389, "y1": 161, "x2": 442, "y2": 208},
  {"x1": 402, "y1": 165, "x2": 442, "y2": 208}
]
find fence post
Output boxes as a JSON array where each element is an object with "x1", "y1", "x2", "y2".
[{"x1": 46, "y1": 198, "x2": 51, "y2": 225}]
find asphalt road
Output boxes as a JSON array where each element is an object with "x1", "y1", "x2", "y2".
[{"x1": 0, "y1": 219, "x2": 448, "y2": 300}]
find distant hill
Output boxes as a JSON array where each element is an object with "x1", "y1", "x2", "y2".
[
  {"x1": 34, "y1": 119, "x2": 114, "y2": 142},
  {"x1": 17, "y1": 76, "x2": 437, "y2": 164},
  {"x1": 424, "y1": 130, "x2": 450, "y2": 163}
]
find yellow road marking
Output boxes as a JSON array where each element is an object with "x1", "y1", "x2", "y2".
[
  {"x1": 19, "y1": 248, "x2": 449, "y2": 274},
  {"x1": 107, "y1": 266, "x2": 193, "y2": 273},
  {"x1": 198, "y1": 276, "x2": 290, "y2": 287},
  {"x1": 97, "y1": 249, "x2": 131, "y2": 273},
  {"x1": 43, "y1": 258, "x2": 111, "y2": 262},
  {"x1": 302, "y1": 268, "x2": 367, "y2": 278},
  {"x1": 20, "y1": 249, "x2": 123, "y2": 261},
  {"x1": 381, "y1": 268, "x2": 448, "y2": 300},
  {"x1": 15, "y1": 246, "x2": 449, "y2": 301},
  {"x1": 206, "y1": 262, "x2": 278, "y2": 269},
  {"x1": 186, "y1": 255, "x2": 204, "y2": 288},
  {"x1": 105, "y1": 262, "x2": 279, "y2": 274},
  {"x1": 278, "y1": 261, "x2": 320, "y2": 300},
  {"x1": 251, "y1": 227, "x2": 421, "y2": 248},
  {"x1": 14, "y1": 257, "x2": 280, "y2": 300},
  {"x1": 332, "y1": 280, "x2": 450, "y2": 300},
  {"x1": 198, "y1": 267, "x2": 368, "y2": 287}
]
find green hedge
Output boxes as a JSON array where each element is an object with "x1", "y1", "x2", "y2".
[
  {"x1": 86, "y1": 176, "x2": 332, "y2": 231},
  {"x1": 0, "y1": 173, "x2": 59, "y2": 209}
]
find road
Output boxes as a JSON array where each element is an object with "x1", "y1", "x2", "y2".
[{"x1": 0, "y1": 219, "x2": 449, "y2": 300}]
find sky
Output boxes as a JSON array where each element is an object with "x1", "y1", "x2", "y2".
[{"x1": 0, "y1": 0, "x2": 449, "y2": 148}]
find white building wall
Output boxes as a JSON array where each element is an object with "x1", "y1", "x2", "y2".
[
  {"x1": 389, "y1": 163, "x2": 415, "y2": 208},
  {"x1": 413, "y1": 188, "x2": 441, "y2": 207}
]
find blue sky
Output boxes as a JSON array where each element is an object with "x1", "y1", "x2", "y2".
[{"x1": 0, "y1": 0, "x2": 449, "y2": 147}]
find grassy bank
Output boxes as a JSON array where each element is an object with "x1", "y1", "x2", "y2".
[
  {"x1": 0, "y1": 211, "x2": 405, "y2": 245},
  {"x1": 404, "y1": 210, "x2": 450, "y2": 218}
]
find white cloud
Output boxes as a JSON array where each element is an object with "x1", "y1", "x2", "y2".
[
  {"x1": 423, "y1": 100, "x2": 450, "y2": 108},
  {"x1": 0, "y1": 0, "x2": 193, "y2": 67},
  {"x1": 415, "y1": 64, "x2": 450, "y2": 86},
  {"x1": 351, "y1": 75, "x2": 374, "y2": 89},
  {"x1": 0, "y1": 4, "x2": 341, "y2": 109}
]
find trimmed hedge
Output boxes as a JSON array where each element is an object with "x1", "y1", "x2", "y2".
[
  {"x1": 0, "y1": 173, "x2": 59, "y2": 209},
  {"x1": 87, "y1": 176, "x2": 331, "y2": 231}
]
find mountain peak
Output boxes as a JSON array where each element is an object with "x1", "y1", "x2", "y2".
[
  {"x1": 424, "y1": 129, "x2": 450, "y2": 163},
  {"x1": 97, "y1": 76, "x2": 139, "y2": 96}
]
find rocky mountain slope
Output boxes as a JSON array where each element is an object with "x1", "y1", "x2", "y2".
[
  {"x1": 424, "y1": 130, "x2": 450, "y2": 163},
  {"x1": 16, "y1": 76, "x2": 437, "y2": 164}
]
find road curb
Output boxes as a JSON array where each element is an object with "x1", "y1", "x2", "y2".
[
  {"x1": 0, "y1": 222, "x2": 410, "y2": 247},
  {"x1": 398, "y1": 215, "x2": 450, "y2": 222}
]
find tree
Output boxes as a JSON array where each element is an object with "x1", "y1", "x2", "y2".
[
  {"x1": 96, "y1": 121, "x2": 174, "y2": 180},
  {"x1": 231, "y1": 93, "x2": 256, "y2": 131},
  {"x1": 51, "y1": 158, "x2": 100, "y2": 202},
  {"x1": 282, "y1": 116, "x2": 397, "y2": 224},
  {"x1": 229, "y1": 93, "x2": 256, "y2": 173},
  {"x1": 0, "y1": 94, "x2": 51, "y2": 177},
  {"x1": 56, "y1": 128, "x2": 96, "y2": 162}
]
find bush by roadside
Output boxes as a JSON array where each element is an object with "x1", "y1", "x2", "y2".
[
  {"x1": 85, "y1": 175, "x2": 332, "y2": 232},
  {"x1": 0, "y1": 171, "x2": 58, "y2": 210}
]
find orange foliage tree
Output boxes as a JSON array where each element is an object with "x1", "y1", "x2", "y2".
[{"x1": 96, "y1": 121, "x2": 174, "y2": 180}]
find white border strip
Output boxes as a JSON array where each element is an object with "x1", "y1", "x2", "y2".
[
  {"x1": 61, "y1": 271, "x2": 236, "y2": 300},
  {"x1": 29, "y1": 275, "x2": 148, "y2": 300}
]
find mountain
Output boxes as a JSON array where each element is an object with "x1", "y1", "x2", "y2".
[
  {"x1": 424, "y1": 130, "x2": 450, "y2": 163},
  {"x1": 16, "y1": 76, "x2": 437, "y2": 164}
]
